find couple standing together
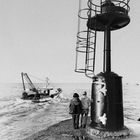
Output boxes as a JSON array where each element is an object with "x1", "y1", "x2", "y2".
[{"x1": 69, "y1": 91, "x2": 91, "y2": 129}]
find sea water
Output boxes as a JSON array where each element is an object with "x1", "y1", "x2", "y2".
[{"x1": 0, "y1": 83, "x2": 140, "y2": 140}]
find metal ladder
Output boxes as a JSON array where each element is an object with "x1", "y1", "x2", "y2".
[{"x1": 75, "y1": 0, "x2": 100, "y2": 79}]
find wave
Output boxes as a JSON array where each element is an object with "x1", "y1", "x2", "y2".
[{"x1": 0, "y1": 83, "x2": 140, "y2": 140}]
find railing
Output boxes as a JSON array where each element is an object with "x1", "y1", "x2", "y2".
[
  {"x1": 75, "y1": 0, "x2": 100, "y2": 78},
  {"x1": 100, "y1": 0, "x2": 130, "y2": 12}
]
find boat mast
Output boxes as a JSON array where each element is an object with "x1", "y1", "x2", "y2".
[
  {"x1": 21, "y1": 72, "x2": 26, "y2": 91},
  {"x1": 46, "y1": 77, "x2": 49, "y2": 88},
  {"x1": 22, "y1": 73, "x2": 38, "y2": 93}
]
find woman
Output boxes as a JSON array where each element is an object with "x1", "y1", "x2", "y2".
[{"x1": 69, "y1": 93, "x2": 82, "y2": 129}]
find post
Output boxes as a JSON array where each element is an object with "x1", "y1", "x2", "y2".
[{"x1": 104, "y1": 26, "x2": 111, "y2": 72}]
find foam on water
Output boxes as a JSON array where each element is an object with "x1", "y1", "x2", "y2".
[{"x1": 0, "y1": 83, "x2": 140, "y2": 140}]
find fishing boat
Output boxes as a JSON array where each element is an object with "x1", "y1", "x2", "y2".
[{"x1": 21, "y1": 72, "x2": 62, "y2": 102}]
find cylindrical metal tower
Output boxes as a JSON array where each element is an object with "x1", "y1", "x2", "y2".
[{"x1": 75, "y1": 0, "x2": 130, "y2": 132}]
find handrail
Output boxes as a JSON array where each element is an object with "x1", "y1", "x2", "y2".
[
  {"x1": 101, "y1": 0, "x2": 130, "y2": 12},
  {"x1": 88, "y1": 0, "x2": 130, "y2": 14}
]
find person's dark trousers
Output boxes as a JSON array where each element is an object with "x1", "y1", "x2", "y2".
[
  {"x1": 81, "y1": 109, "x2": 89, "y2": 128},
  {"x1": 72, "y1": 114, "x2": 80, "y2": 129}
]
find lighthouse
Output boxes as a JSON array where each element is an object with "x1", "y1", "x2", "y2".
[{"x1": 75, "y1": 0, "x2": 131, "y2": 137}]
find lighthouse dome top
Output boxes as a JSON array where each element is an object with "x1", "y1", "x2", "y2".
[{"x1": 87, "y1": 0, "x2": 130, "y2": 31}]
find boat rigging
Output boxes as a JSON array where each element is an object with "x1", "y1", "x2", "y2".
[{"x1": 21, "y1": 72, "x2": 62, "y2": 102}]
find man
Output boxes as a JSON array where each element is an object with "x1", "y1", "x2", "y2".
[
  {"x1": 69, "y1": 93, "x2": 82, "y2": 129},
  {"x1": 80, "y1": 91, "x2": 91, "y2": 128}
]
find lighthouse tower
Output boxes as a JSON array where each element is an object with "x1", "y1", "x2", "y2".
[{"x1": 75, "y1": 0, "x2": 131, "y2": 137}]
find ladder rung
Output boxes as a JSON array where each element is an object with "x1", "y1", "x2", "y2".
[
  {"x1": 87, "y1": 65, "x2": 93, "y2": 67},
  {"x1": 87, "y1": 58, "x2": 94, "y2": 61}
]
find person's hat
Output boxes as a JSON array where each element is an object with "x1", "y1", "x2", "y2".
[
  {"x1": 73, "y1": 93, "x2": 79, "y2": 97},
  {"x1": 83, "y1": 91, "x2": 87, "y2": 95}
]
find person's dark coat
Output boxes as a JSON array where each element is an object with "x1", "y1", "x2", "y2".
[{"x1": 69, "y1": 97, "x2": 82, "y2": 114}]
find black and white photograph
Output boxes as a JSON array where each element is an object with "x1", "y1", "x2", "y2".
[{"x1": 0, "y1": 0, "x2": 140, "y2": 140}]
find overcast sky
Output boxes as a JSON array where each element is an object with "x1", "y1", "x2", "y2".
[{"x1": 0, "y1": 0, "x2": 139, "y2": 83}]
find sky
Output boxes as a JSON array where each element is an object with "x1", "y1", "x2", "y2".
[{"x1": 0, "y1": 0, "x2": 139, "y2": 84}]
